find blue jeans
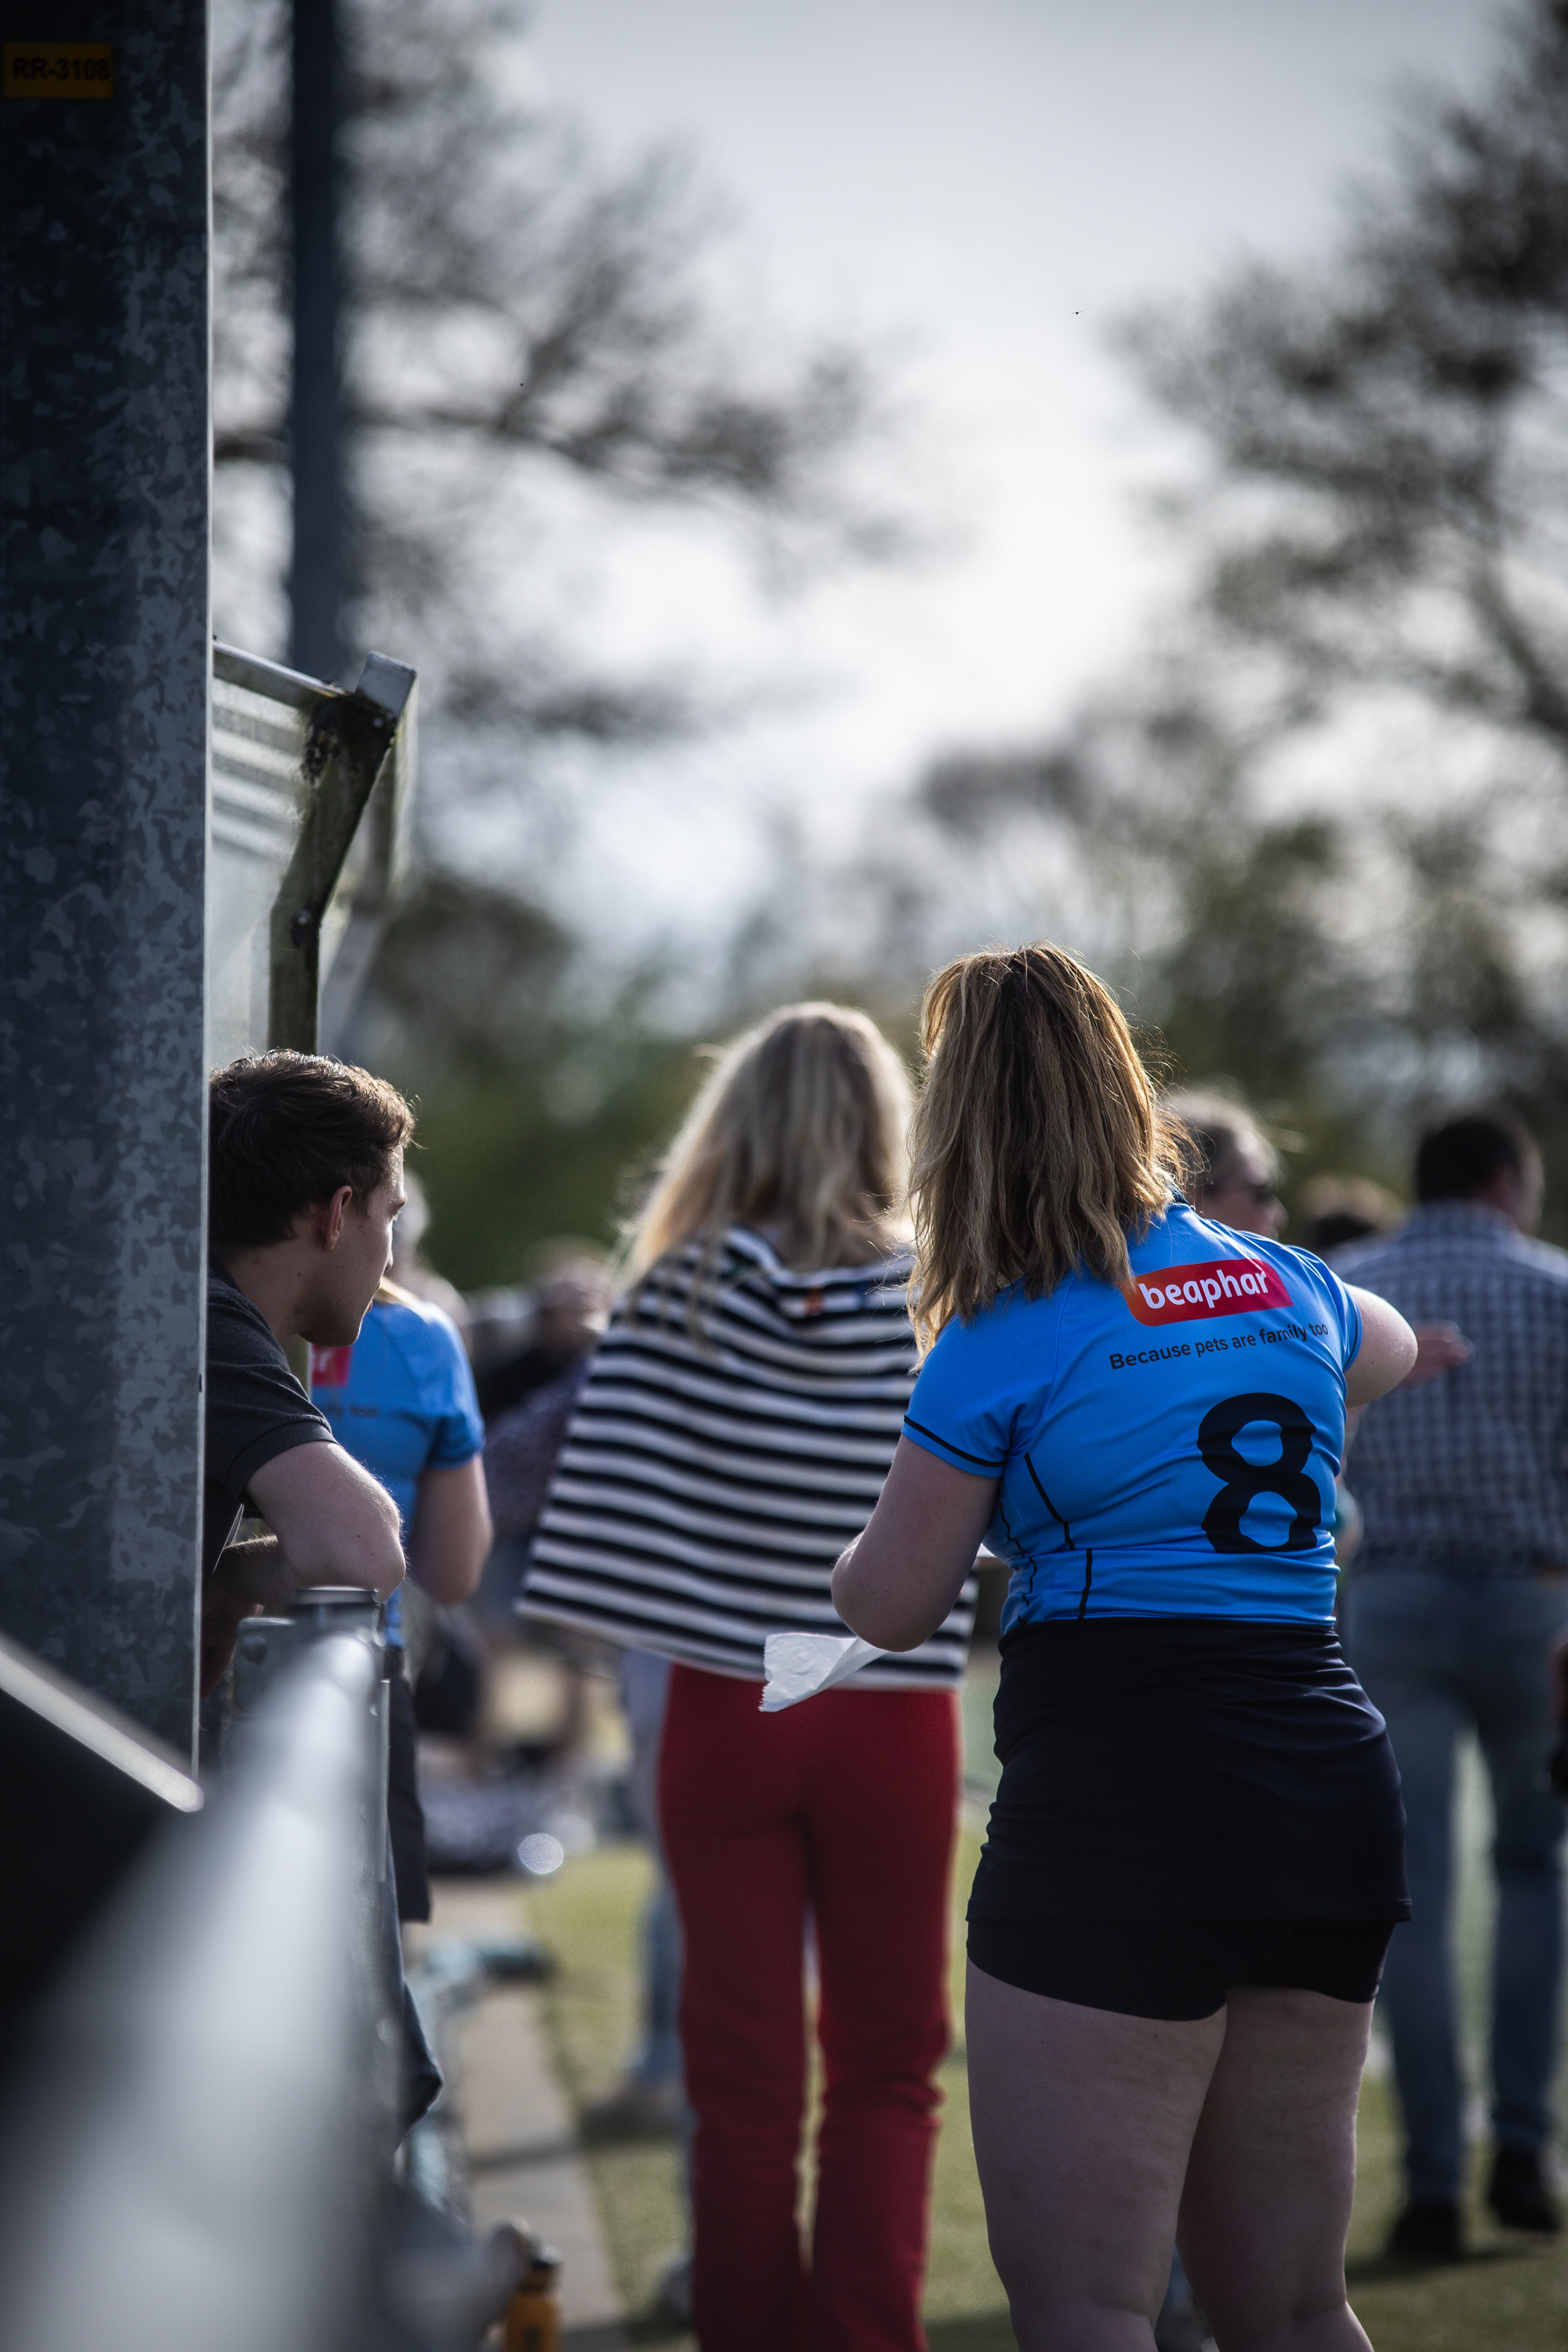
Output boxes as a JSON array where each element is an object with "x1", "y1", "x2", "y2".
[
  {"x1": 1342, "y1": 1570, "x2": 1568, "y2": 2201},
  {"x1": 619, "y1": 1648, "x2": 684, "y2": 2090}
]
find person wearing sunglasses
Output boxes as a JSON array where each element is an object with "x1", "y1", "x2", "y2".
[{"x1": 1163, "y1": 1090, "x2": 1285, "y2": 1241}]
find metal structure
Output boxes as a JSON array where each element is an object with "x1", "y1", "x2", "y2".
[
  {"x1": 209, "y1": 641, "x2": 417, "y2": 1065},
  {"x1": 0, "y1": 1629, "x2": 204, "y2": 2020},
  {"x1": 229, "y1": 1585, "x2": 391, "y2": 1874},
  {"x1": 0, "y1": 1627, "x2": 399, "y2": 2352},
  {"x1": 2, "y1": 6, "x2": 212, "y2": 1756},
  {"x1": 2, "y1": 13, "x2": 514, "y2": 2348},
  {"x1": 0, "y1": 1602, "x2": 529, "y2": 2352}
]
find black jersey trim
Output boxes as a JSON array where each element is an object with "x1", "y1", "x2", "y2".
[
  {"x1": 1076, "y1": 1549, "x2": 1094, "y2": 1620},
  {"x1": 1024, "y1": 1452, "x2": 1074, "y2": 1548},
  {"x1": 902, "y1": 1414, "x2": 1005, "y2": 1471}
]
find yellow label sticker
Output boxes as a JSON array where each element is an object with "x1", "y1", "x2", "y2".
[{"x1": 3, "y1": 42, "x2": 114, "y2": 98}]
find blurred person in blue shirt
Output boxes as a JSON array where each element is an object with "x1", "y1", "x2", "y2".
[{"x1": 312, "y1": 1255, "x2": 490, "y2": 1922}]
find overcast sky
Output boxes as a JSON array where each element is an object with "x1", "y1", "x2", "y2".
[{"x1": 512, "y1": 0, "x2": 1508, "y2": 938}]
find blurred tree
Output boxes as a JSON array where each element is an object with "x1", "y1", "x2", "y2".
[
  {"x1": 1125, "y1": 0, "x2": 1568, "y2": 768},
  {"x1": 909, "y1": 691, "x2": 1371, "y2": 1162},
  {"x1": 349, "y1": 875, "x2": 703, "y2": 1285},
  {"x1": 211, "y1": 0, "x2": 913, "y2": 1283},
  {"x1": 898, "y1": 660, "x2": 1568, "y2": 1236},
  {"x1": 212, "y1": 0, "x2": 900, "y2": 730},
  {"x1": 350, "y1": 877, "x2": 932, "y2": 1286},
  {"x1": 884, "y1": 0, "x2": 1568, "y2": 1229}
]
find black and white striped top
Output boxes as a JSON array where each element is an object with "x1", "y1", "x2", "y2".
[{"x1": 521, "y1": 1227, "x2": 975, "y2": 1688}]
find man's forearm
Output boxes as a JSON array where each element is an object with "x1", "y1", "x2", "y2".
[
  {"x1": 245, "y1": 1443, "x2": 407, "y2": 1599},
  {"x1": 213, "y1": 1531, "x2": 402, "y2": 1609}
]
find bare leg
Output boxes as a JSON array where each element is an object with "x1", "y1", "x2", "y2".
[
  {"x1": 965, "y1": 1960, "x2": 1225, "y2": 2352},
  {"x1": 1178, "y1": 1987, "x2": 1374, "y2": 2352}
]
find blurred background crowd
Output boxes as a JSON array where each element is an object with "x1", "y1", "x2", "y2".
[
  {"x1": 210, "y1": 0, "x2": 1568, "y2": 1301},
  {"x1": 196, "y1": 3, "x2": 1568, "y2": 2338}
]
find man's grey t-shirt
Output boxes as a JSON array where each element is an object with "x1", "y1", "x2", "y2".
[{"x1": 204, "y1": 1264, "x2": 333, "y2": 1577}]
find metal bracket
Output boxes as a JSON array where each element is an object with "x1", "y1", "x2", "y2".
[
  {"x1": 228, "y1": 1588, "x2": 389, "y2": 1880},
  {"x1": 267, "y1": 669, "x2": 411, "y2": 1054}
]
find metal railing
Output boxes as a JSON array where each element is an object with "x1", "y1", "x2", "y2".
[{"x1": 0, "y1": 1625, "x2": 397, "y2": 2352}]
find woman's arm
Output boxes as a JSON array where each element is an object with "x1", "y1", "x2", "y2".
[
  {"x1": 406, "y1": 1456, "x2": 494, "y2": 1604},
  {"x1": 1344, "y1": 1286, "x2": 1419, "y2": 1405},
  {"x1": 832, "y1": 1437, "x2": 999, "y2": 1652}
]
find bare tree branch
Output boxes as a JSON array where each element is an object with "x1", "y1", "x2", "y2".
[{"x1": 1123, "y1": 0, "x2": 1568, "y2": 764}]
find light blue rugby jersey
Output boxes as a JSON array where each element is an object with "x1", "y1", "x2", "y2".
[
  {"x1": 310, "y1": 1296, "x2": 485, "y2": 1644},
  {"x1": 903, "y1": 1202, "x2": 1362, "y2": 1631}
]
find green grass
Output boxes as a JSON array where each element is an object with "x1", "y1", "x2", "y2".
[
  {"x1": 526, "y1": 1844, "x2": 695, "y2": 2343},
  {"x1": 524, "y1": 1705, "x2": 1568, "y2": 2350},
  {"x1": 526, "y1": 1821, "x2": 1011, "y2": 2350},
  {"x1": 1345, "y1": 2069, "x2": 1568, "y2": 2347}
]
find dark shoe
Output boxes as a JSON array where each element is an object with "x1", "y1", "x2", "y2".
[
  {"x1": 1489, "y1": 2144, "x2": 1562, "y2": 2234},
  {"x1": 1388, "y1": 2198, "x2": 1463, "y2": 2261},
  {"x1": 653, "y1": 2249, "x2": 693, "y2": 2327},
  {"x1": 579, "y1": 2075, "x2": 684, "y2": 2140}
]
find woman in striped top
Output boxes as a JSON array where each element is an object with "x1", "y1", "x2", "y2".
[{"x1": 525, "y1": 1004, "x2": 975, "y2": 2352}]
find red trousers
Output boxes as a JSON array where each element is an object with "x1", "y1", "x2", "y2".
[{"x1": 659, "y1": 1663, "x2": 960, "y2": 2352}]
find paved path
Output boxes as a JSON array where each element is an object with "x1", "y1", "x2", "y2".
[{"x1": 418, "y1": 1878, "x2": 626, "y2": 2351}]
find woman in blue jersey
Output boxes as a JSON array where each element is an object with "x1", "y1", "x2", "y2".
[
  {"x1": 834, "y1": 945, "x2": 1417, "y2": 2352},
  {"x1": 312, "y1": 1274, "x2": 491, "y2": 1920}
]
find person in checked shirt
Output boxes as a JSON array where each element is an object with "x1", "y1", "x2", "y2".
[{"x1": 1338, "y1": 1109, "x2": 1568, "y2": 2260}]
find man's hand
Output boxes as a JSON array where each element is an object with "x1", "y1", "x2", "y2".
[
  {"x1": 201, "y1": 1569, "x2": 263, "y2": 1697},
  {"x1": 208, "y1": 1531, "x2": 293, "y2": 1612},
  {"x1": 1397, "y1": 1321, "x2": 1474, "y2": 1389}
]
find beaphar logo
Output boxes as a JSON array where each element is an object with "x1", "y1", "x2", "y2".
[{"x1": 1122, "y1": 1257, "x2": 1292, "y2": 1327}]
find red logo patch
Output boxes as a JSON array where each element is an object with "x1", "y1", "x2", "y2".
[
  {"x1": 1122, "y1": 1258, "x2": 1291, "y2": 1327},
  {"x1": 309, "y1": 1344, "x2": 354, "y2": 1388}
]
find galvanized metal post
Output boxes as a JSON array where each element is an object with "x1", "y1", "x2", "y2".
[{"x1": 0, "y1": 8, "x2": 210, "y2": 1756}]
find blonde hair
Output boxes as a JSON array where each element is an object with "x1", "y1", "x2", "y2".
[
  {"x1": 909, "y1": 944, "x2": 1182, "y2": 1351},
  {"x1": 626, "y1": 1003, "x2": 914, "y2": 1298}
]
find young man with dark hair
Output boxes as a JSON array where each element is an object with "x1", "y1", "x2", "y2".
[
  {"x1": 1338, "y1": 1106, "x2": 1568, "y2": 2256},
  {"x1": 201, "y1": 1051, "x2": 414, "y2": 1693}
]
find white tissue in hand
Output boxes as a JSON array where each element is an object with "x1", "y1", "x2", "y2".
[{"x1": 760, "y1": 1630, "x2": 887, "y2": 1711}]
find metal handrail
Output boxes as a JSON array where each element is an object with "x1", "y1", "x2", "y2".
[{"x1": 0, "y1": 1632, "x2": 397, "y2": 2352}]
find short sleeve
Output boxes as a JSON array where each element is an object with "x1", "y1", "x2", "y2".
[
  {"x1": 1296, "y1": 1253, "x2": 1362, "y2": 1374},
  {"x1": 205, "y1": 1285, "x2": 332, "y2": 1501},
  {"x1": 421, "y1": 1314, "x2": 486, "y2": 1468},
  {"x1": 902, "y1": 1313, "x2": 1015, "y2": 1476},
  {"x1": 1335, "y1": 1277, "x2": 1363, "y2": 1374},
  {"x1": 1336, "y1": 1277, "x2": 1363, "y2": 1373}
]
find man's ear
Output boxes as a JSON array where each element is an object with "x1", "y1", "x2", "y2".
[{"x1": 321, "y1": 1185, "x2": 355, "y2": 1251}]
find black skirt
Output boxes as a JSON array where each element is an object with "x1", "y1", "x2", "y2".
[{"x1": 968, "y1": 1617, "x2": 1410, "y2": 1923}]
